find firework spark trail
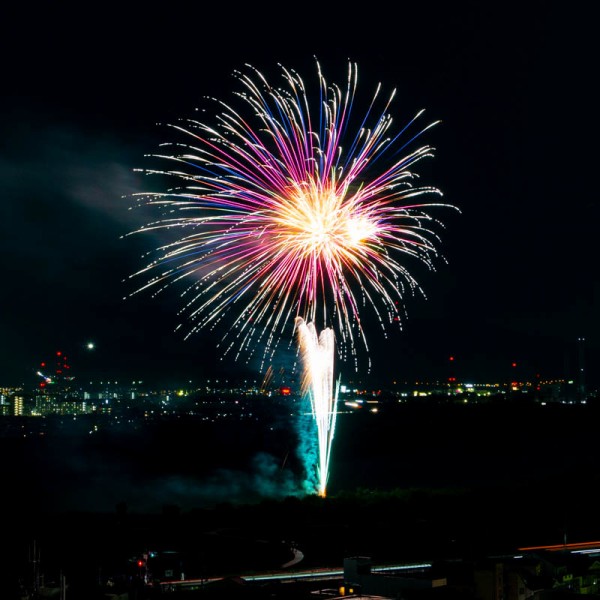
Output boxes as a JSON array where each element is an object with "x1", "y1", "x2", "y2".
[
  {"x1": 127, "y1": 59, "x2": 456, "y2": 496},
  {"x1": 295, "y1": 317, "x2": 339, "y2": 497}
]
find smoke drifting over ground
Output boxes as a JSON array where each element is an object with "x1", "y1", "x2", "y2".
[
  {"x1": 1, "y1": 414, "x2": 312, "y2": 516},
  {"x1": 52, "y1": 450, "x2": 306, "y2": 514}
]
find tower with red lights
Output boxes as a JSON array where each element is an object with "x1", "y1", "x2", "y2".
[{"x1": 37, "y1": 350, "x2": 74, "y2": 396}]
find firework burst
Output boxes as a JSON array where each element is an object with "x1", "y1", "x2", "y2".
[{"x1": 127, "y1": 59, "x2": 456, "y2": 495}]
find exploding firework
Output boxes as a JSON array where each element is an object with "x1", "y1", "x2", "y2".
[{"x1": 127, "y1": 59, "x2": 456, "y2": 496}]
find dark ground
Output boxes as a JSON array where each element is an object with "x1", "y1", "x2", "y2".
[{"x1": 2, "y1": 399, "x2": 600, "y2": 598}]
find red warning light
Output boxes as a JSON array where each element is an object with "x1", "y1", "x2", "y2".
[
  {"x1": 449, "y1": 356, "x2": 454, "y2": 361},
  {"x1": 512, "y1": 362, "x2": 517, "y2": 368}
]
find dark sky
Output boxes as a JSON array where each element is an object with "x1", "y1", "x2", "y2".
[{"x1": 1, "y1": 2, "x2": 597, "y2": 388}]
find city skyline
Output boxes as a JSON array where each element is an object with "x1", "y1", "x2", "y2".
[{"x1": 1, "y1": 3, "x2": 597, "y2": 388}]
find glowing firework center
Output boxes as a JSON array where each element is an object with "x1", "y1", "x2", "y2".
[{"x1": 128, "y1": 60, "x2": 455, "y2": 499}]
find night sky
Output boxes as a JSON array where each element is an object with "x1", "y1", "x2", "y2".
[{"x1": 1, "y1": 2, "x2": 597, "y2": 388}]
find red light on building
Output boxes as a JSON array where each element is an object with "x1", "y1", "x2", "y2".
[{"x1": 280, "y1": 387, "x2": 291, "y2": 396}]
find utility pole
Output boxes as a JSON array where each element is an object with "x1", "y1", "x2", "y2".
[
  {"x1": 30, "y1": 540, "x2": 41, "y2": 596},
  {"x1": 577, "y1": 336, "x2": 586, "y2": 402}
]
